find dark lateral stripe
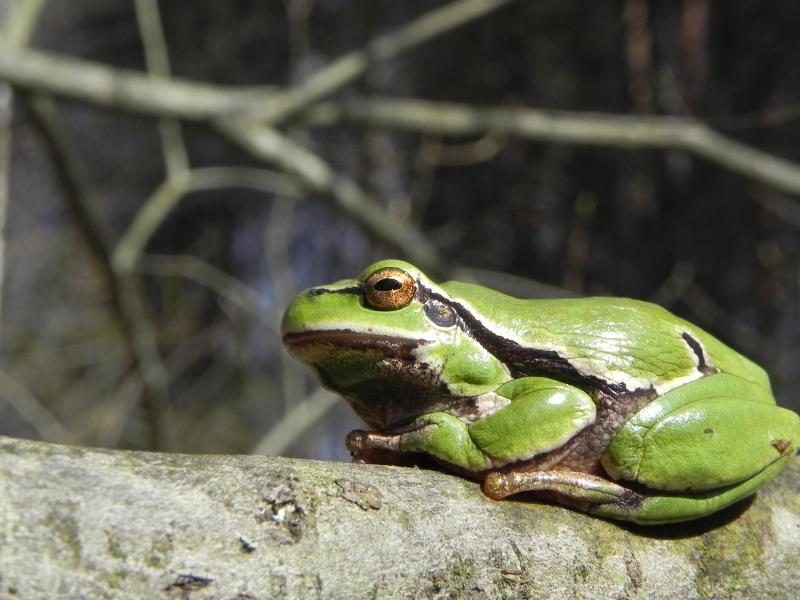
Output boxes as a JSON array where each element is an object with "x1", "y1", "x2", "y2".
[
  {"x1": 681, "y1": 331, "x2": 716, "y2": 375},
  {"x1": 308, "y1": 285, "x2": 361, "y2": 297},
  {"x1": 424, "y1": 287, "x2": 627, "y2": 395}
]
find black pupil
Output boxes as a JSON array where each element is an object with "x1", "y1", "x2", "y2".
[{"x1": 374, "y1": 277, "x2": 403, "y2": 292}]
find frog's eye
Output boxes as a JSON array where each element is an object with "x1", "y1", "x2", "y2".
[{"x1": 363, "y1": 267, "x2": 416, "y2": 310}]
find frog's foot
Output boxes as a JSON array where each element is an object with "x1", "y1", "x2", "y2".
[
  {"x1": 484, "y1": 468, "x2": 636, "y2": 508},
  {"x1": 347, "y1": 413, "x2": 493, "y2": 472},
  {"x1": 346, "y1": 429, "x2": 403, "y2": 464}
]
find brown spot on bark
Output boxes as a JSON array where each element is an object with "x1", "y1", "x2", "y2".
[
  {"x1": 164, "y1": 574, "x2": 213, "y2": 596},
  {"x1": 334, "y1": 478, "x2": 383, "y2": 510}
]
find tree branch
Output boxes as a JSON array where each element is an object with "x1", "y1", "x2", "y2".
[
  {"x1": 214, "y1": 120, "x2": 445, "y2": 274},
  {"x1": 25, "y1": 95, "x2": 171, "y2": 450},
  {"x1": 301, "y1": 97, "x2": 800, "y2": 196},
  {"x1": 233, "y1": 0, "x2": 520, "y2": 125},
  {"x1": 1, "y1": 435, "x2": 798, "y2": 597},
  {"x1": 0, "y1": 40, "x2": 260, "y2": 119},
  {"x1": 134, "y1": 0, "x2": 188, "y2": 177},
  {"x1": 135, "y1": 252, "x2": 280, "y2": 332},
  {"x1": 112, "y1": 166, "x2": 305, "y2": 273},
  {"x1": 2, "y1": 41, "x2": 800, "y2": 200}
]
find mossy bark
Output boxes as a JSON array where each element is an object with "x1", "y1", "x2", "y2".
[{"x1": 0, "y1": 435, "x2": 798, "y2": 599}]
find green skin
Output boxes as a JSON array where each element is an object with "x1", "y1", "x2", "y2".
[{"x1": 281, "y1": 259, "x2": 800, "y2": 525}]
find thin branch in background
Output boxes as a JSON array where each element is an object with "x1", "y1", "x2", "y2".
[
  {"x1": 112, "y1": 166, "x2": 306, "y2": 273},
  {"x1": 283, "y1": 0, "x2": 314, "y2": 77},
  {"x1": 0, "y1": 0, "x2": 47, "y2": 351},
  {"x1": 455, "y1": 266, "x2": 574, "y2": 299},
  {"x1": 3, "y1": 43, "x2": 800, "y2": 202},
  {"x1": 710, "y1": 103, "x2": 800, "y2": 132},
  {"x1": 1, "y1": 0, "x2": 45, "y2": 46},
  {"x1": 650, "y1": 262, "x2": 772, "y2": 362},
  {"x1": 300, "y1": 97, "x2": 800, "y2": 199},
  {"x1": 623, "y1": 0, "x2": 655, "y2": 114},
  {"x1": 264, "y1": 196, "x2": 304, "y2": 411},
  {"x1": 0, "y1": 367, "x2": 73, "y2": 443},
  {"x1": 680, "y1": 0, "x2": 709, "y2": 113},
  {"x1": 681, "y1": 283, "x2": 773, "y2": 362},
  {"x1": 650, "y1": 261, "x2": 696, "y2": 308},
  {"x1": 25, "y1": 95, "x2": 171, "y2": 450},
  {"x1": 251, "y1": 387, "x2": 339, "y2": 456},
  {"x1": 91, "y1": 371, "x2": 143, "y2": 449},
  {"x1": 135, "y1": 252, "x2": 280, "y2": 331},
  {"x1": 562, "y1": 192, "x2": 598, "y2": 294},
  {"x1": 220, "y1": 1, "x2": 518, "y2": 277},
  {"x1": 134, "y1": 0, "x2": 188, "y2": 177},
  {"x1": 3, "y1": 47, "x2": 800, "y2": 244},
  {"x1": 754, "y1": 190, "x2": 800, "y2": 230},
  {"x1": 215, "y1": 121, "x2": 446, "y2": 275},
  {"x1": 0, "y1": 41, "x2": 266, "y2": 119},
  {"x1": 415, "y1": 132, "x2": 506, "y2": 167},
  {"x1": 235, "y1": 0, "x2": 520, "y2": 125},
  {"x1": 0, "y1": 77, "x2": 9, "y2": 348}
]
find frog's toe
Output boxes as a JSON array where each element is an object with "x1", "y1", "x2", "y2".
[{"x1": 483, "y1": 472, "x2": 512, "y2": 500}]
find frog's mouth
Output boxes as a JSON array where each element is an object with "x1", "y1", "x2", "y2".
[{"x1": 282, "y1": 329, "x2": 428, "y2": 359}]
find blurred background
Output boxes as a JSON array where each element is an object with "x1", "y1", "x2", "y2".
[{"x1": 0, "y1": 0, "x2": 798, "y2": 461}]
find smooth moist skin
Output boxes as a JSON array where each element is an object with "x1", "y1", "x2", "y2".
[{"x1": 282, "y1": 259, "x2": 800, "y2": 524}]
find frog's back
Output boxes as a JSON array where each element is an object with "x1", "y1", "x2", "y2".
[{"x1": 441, "y1": 281, "x2": 771, "y2": 395}]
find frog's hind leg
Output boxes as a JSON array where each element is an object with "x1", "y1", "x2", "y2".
[
  {"x1": 483, "y1": 373, "x2": 798, "y2": 524},
  {"x1": 484, "y1": 454, "x2": 792, "y2": 525}
]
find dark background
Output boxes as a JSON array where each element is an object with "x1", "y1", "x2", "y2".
[{"x1": 1, "y1": 0, "x2": 798, "y2": 460}]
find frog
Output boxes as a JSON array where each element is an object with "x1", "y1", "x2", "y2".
[{"x1": 281, "y1": 259, "x2": 799, "y2": 524}]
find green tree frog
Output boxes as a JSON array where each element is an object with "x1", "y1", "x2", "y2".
[{"x1": 281, "y1": 259, "x2": 799, "y2": 524}]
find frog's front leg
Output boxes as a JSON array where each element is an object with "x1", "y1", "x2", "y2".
[
  {"x1": 347, "y1": 376, "x2": 598, "y2": 474},
  {"x1": 347, "y1": 412, "x2": 494, "y2": 472}
]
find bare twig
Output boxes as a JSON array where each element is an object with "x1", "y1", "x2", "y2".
[
  {"x1": 2, "y1": 0, "x2": 44, "y2": 45},
  {"x1": 264, "y1": 196, "x2": 306, "y2": 410},
  {"x1": 0, "y1": 50, "x2": 11, "y2": 350},
  {"x1": 233, "y1": 0, "x2": 519, "y2": 125},
  {"x1": 250, "y1": 387, "x2": 339, "y2": 456},
  {"x1": 0, "y1": 0, "x2": 47, "y2": 348},
  {"x1": 453, "y1": 266, "x2": 574, "y2": 299},
  {"x1": 650, "y1": 262, "x2": 772, "y2": 362},
  {"x1": 754, "y1": 191, "x2": 800, "y2": 230},
  {"x1": 300, "y1": 97, "x2": 800, "y2": 197},
  {"x1": 215, "y1": 121, "x2": 446, "y2": 274},
  {"x1": 1, "y1": 43, "x2": 800, "y2": 200},
  {"x1": 135, "y1": 253, "x2": 280, "y2": 331},
  {"x1": 0, "y1": 367, "x2": 73, "y2": 443},
  {"x1": 134, "y1": 0, "x2": 188, "y2": 177},
  {"x1": 0, "y1": 40, "x2": 263, "y2": 119},
  {"x1": 112, "y1": 166, "x2": 306, "y2": 273},
  {"x1": 25, "y1": 95, "x2": 171, "y2": 450}
]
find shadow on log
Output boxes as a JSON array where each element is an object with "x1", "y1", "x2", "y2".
[{"x1": 0, "y1": 435, "x2": 798, "y2": 598}]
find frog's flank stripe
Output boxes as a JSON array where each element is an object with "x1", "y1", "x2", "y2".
[
  {"x1": 308, "y1": 286, "x2": 361, "y2": 297},
  {"x1": 680, "y1": 331, "x2": 717, "y2": 375},
  {"x1": 423, "y1": 287, "x2": 629, "y2": 396}
]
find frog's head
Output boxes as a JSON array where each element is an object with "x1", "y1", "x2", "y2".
[{"x1": 281, "y1": 259, "x2": 510, "y2": 429}]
